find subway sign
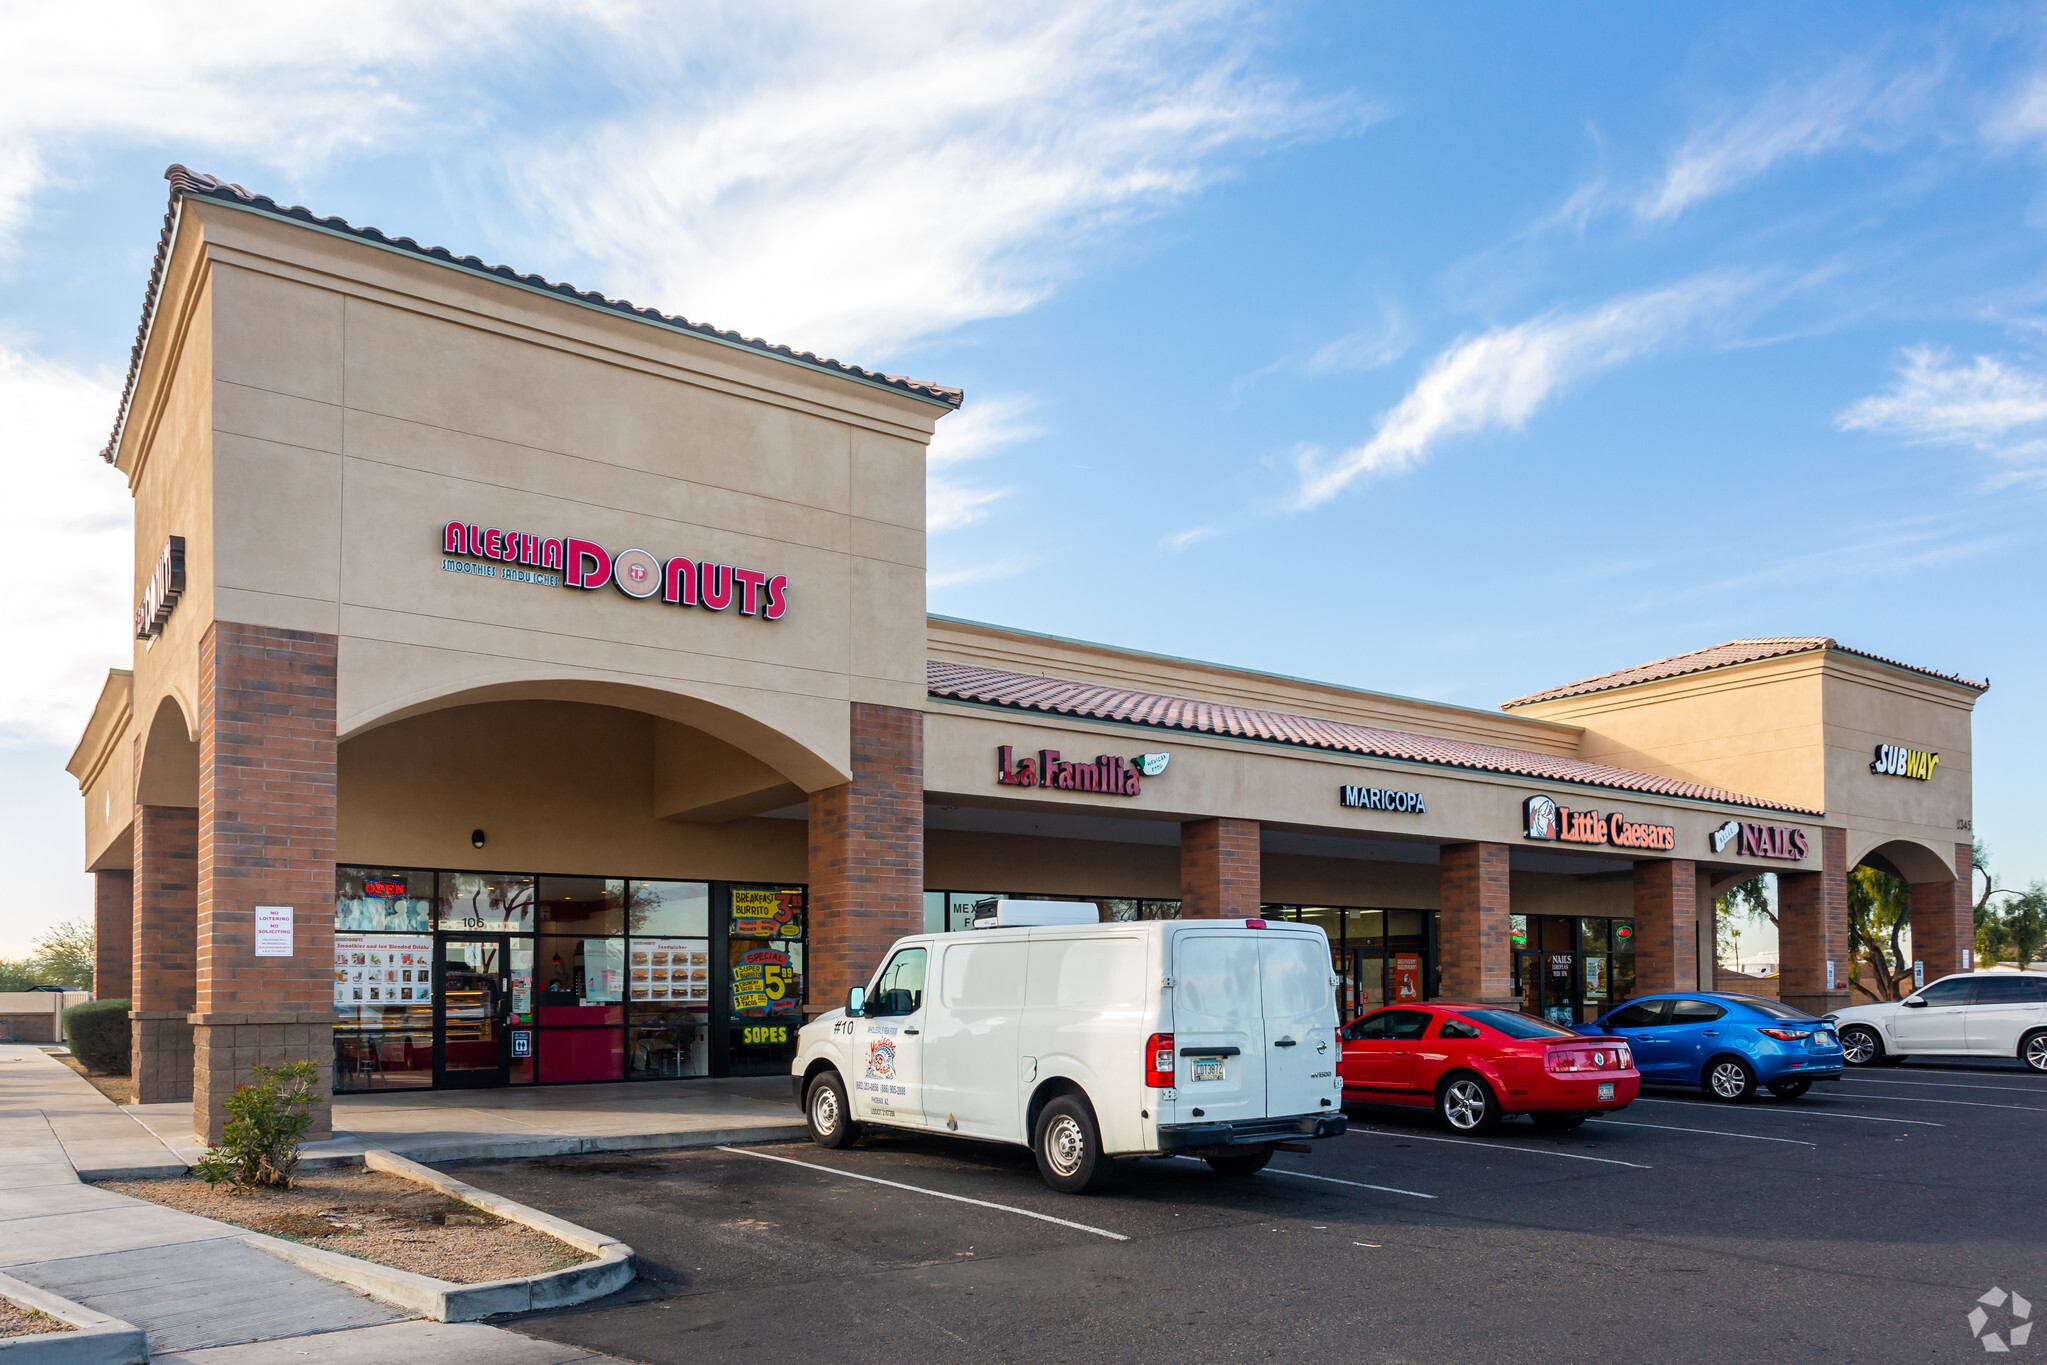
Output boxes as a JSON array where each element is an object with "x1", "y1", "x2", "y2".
[
  {"x1": 440, "y1": 519, "x2": 788, "y2": 620},
  {"x1": 1870, "y1": 744, "x2": 1938, "y2": 781}
]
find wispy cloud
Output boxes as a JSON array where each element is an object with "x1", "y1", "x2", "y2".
[
  {"x1": 1838, "y1": 345, "x2": 2047, "y2": 480},
  {"x1": 929, "y1": 555, "x2": 1038, "y2": 591},
  {"x1": 0, "y1": 347, "x2": 130, "y2": 746},
  {"x1": 1637, "y1": 60, "x2": 1932, "y2": 223},
  {"x1": 505, "y1": 3, "x2": 1368, "y2": 358},
  {"x1": 0, "y1": 0, "x2": 551, "y2": 253},
  {"x1": 1289, "y1": 274, "x2": 1748, "y2": 509},
  {"x1": 926, "y1": 395, "x2": 1040, "y2": 533},
  {"x1": 1160, "y1": 525, "x2": 1219, "y2": 551}
]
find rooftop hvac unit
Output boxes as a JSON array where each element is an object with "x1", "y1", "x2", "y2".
[{"x1": 970, "y1": 898, "x2": 1101, "y2": 930}]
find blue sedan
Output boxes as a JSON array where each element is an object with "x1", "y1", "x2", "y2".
[{"x1": 1578, "y1": 993, "x2": 1845, "y2": 1100}]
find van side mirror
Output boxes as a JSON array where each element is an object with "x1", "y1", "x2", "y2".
[{"x1": 845, "y1": 985, "x2": 866, "y2": 1018}]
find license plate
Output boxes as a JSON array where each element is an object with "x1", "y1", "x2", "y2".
[
  {"x1": 1816, "y1": 1031, "x2": 1836, "y2": 1047},
  {"x1": 1598, "y1": 1082, "x2": 1615, "y2": 1100},
  {"x1": 1191, "y1": 1057, "x2": 1226, "y2": 1082}
]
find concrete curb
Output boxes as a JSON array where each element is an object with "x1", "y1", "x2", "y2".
[
  {"x1": 237, "y1": 1148, "x2": 636, "y2": 1322},
  {"x1": 0, "y1": 1271, "x2": 147, "y2": 1364}
]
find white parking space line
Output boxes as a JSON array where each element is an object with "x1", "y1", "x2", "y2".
[
  {"x1": 717, "y1": 1146, "x2": 1130, "y2": 1241},
  {"x1": 1810, "y1": 1092, "x2": 2046, "y2": 1113},
  {"x1": 1168, "y1": 1155, "x2": 1436, "y2": 1199},
  {"x1": 1347, "y1": 1128, "x2": 1652, "y2": 1169},
  {"x1": 1582, "y1": 1118, "x2": 1816, "y2": 1147},
  {"x1": 1842, "y1": 1077, "x2": 2047, "y2": 1096},
  {"x1": 1633, "y1": 1098, "x2": 1943, "y2": 1127}
]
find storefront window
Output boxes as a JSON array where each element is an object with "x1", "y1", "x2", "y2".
[
  {"x1": 333, "y1": 866, "x2": 435, "y2": 1092},
  {"x1": 729, "y1": 885, "x2": 804, "y2": 1071},
  {"x1": 437, "y1": 872, "x2": 535, "y2": 932},
  {"x1": 628, "y1": 880, "x2": 709, "y2": 1079},
  {"x1": 336, "y1": 867, "x2": 433, "y2": 932}
]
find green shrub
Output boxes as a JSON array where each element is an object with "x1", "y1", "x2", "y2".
[
  {"x1": 63, "y1": 999, "x2": 130, "y2": 1074},
  {"x1": 194, "y1": 1061, "x2": 321, "y2": 1190}
]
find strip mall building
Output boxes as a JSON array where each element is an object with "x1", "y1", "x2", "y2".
[{"x1": 67, "y1": 169, "x2": 1987, "y2": 1142}]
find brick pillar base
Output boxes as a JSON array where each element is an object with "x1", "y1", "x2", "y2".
[
  {"x1": 1633, "y1": 859, "x2": 1698, "y2": 994},
  {"x1": 1180, "y1": 818, "x2": 1260, "y2": 919},
  {"x1": 194, "y1": 623, "x2": 340, "y2": 1144},
  {"x1": 807, "y1": 702, "x2": 924, "y2": 1015},
  {"x1": 94, "y1": 870, "x2": 133, "y2": 1003},
  {"x1": 1909, "y1": 842, "x2": 1974, "y2": 981},
  {"x1": 1780, "y1": 827, "x2": 1849, "y2": 1017},
  {"x1": 132, "y1": 804, "x2": 197, "y2": 1102},
  {"x1": 1440, "y1": 842, "x2": 1513, "y2": 1005}
]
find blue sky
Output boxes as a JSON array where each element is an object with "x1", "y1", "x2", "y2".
[{"x1": 4, "y1": 1, "x2": 2044, "y2": 956}]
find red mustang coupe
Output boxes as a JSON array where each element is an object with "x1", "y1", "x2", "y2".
[{"x1": 1339, "y1": 1002, "x2": 1639, "y2": 1133}]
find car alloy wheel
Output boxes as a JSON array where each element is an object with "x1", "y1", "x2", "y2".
[
  {"x1": 1707, "y1": 1059, "x2": 1755, "y2": 1101},
  {"x1": 2024, "y1": 1031, "x2": 2047, "y2": 1075},
  {"x1": 1441, "y1": 1077, "x2": 1492, "y2": 1132},
  {"x1": 1840, "y1": 1026, "x2": 1882, "y2": 1066}
]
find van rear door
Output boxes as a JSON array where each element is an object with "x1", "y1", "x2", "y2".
[
  {"x1": 1261, "y1": 932, "x2": 1337, "y2": 1119},
  {"x1": 1170, "y1": 932, "x2": 1266, "y2": 1123}
]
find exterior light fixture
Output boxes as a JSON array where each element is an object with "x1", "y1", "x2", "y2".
[{"x1": 471, "y1": 828, "x2": 486, "y2": 849}]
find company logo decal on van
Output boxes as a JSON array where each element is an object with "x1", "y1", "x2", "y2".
[{"x1": 865, "y1": 1037, "x2": 897, "y2": 1080}]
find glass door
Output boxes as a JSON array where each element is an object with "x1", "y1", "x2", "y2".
[{"x1": 435, "y1": 935, "x2": 510, "y2": 1088}]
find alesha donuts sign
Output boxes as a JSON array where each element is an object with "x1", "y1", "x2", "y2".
[{"x1": 440, "y1": 520, "x2": 788, "y2": 620}]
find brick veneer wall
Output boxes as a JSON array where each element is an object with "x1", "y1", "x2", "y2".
[
  {"x1": 132, "y1": 804, "x2": 197, "y2": 1101},
  {"x1": 807, "y1": 703, "x2": 924, "y2": 1013},
  {"x1": 1632, "y1": 859, "x2": 1698, "y2": 994},
  {"x1": 193, "y1": 622, "x2": 339, "y2": 1143},
  {"x1": 1908, "y1": 842, "x2": 1974, "y2": 981},
  {"x1": 1779, "y1": 826, "x2": 1849, "y2": 1016},
  {"x1": 94, "y1": 870, "x2": 133, "y2": 1002},
  {"x1": 1439, "y1": 842, "x2": 1512, "y2": 1004},
  {"x1": 1179, "y1": 818, "x2": 1261, "y2": 919}
]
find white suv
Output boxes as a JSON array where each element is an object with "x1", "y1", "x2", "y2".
[{"x1": 1829, "y1": 972, "x2": 2047, "y2": 1072}]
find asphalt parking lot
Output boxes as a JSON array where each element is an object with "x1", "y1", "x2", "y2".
[{"x1": 454, "y1": 1060, "x2": 2047, "y2": 1365}]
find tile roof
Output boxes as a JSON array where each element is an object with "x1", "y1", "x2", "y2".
[
  {"x1": 99, "y1": 165, "x2": 963, "y2": 462},
  {"x1": 1501, "y1": 638, "x2": 1988, "y2": 708},
  {"x1": 929, "y1": 660, "x2": 1820, "y2": 815}
]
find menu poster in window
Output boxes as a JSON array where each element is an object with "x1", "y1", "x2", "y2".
[
  {"x1": 585, "y1": 937, "x2": 624, "y2": 1003},
  {"x1": 731, "y1": 946, "x2": 799, "y2": 1016},
  {"x1": 629, "y1": 938, "x2": 710, "y2": 1004},
  {"x1": 731, "y1": 887, "x2": 803, "y2": 939},
  {"x1": 334, "y1": 933, "x2": 434, "y2": 1008},
  {"x1": 1392, "y1": 953, "x2": 1422, "y2": 1003}
]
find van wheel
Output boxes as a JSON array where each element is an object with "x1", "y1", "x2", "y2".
[
  {"x1": 806, "y1": 1072, "x2": 859, "y2": 1149},
  {"x1": 1437, "y1": 1074, "x2": 1502, "y2": 1134},
  {"x1": 1033, "y1": 1096, "x2": 1114, "y2": 1194},
  {"x1": 1704, "y1": 1057, "x2": 1757, "y2": 1102},
  {"x1": 1530, "y1": 1111, "x2": 1586, "y2": 1131},
  {"x1": 1205, "y1": 1149, "x2": 1273, "y2": 1176}
]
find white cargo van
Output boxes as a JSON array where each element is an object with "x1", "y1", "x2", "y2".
[{"x1": 790, "y1": 905, "x2": 1348, "y2": 1193}]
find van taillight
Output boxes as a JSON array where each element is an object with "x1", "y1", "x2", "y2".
[
  {"x1": 1245, "y1": 918, "x2": 1268, "y2": 929},
  {"x1": 1145, "y1": 1033, "x2": 1174, "y2": 1088}
]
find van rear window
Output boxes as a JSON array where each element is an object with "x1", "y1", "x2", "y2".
[
  {"x1": 1259, "y1": 938, "x2": 1329, "y2": 1019},
  {"x1": 1175, "y1": 936, "x2": 1262, "y2": 1021}
]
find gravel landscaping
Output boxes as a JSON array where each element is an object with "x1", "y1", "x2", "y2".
[
  {"x1": 101, "y1": 1167, "x2": 592, "y2": 1284},
  {"x1": 0, "y1": 1300, "x2": 72, "y2": 1338}
]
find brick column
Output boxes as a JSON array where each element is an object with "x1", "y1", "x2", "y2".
[
  {"x1": 807, "y1": 703, "x2": 924, "y2": 1014},
  {"x1": 193, "y1": 623, "x2": 340, "y2": 1144},
  {"x1": 1779, "y1": 826, "x2": 1849, "y2": 1017},
  {"x1": 1439, "y1": 842, "x2": 1513, "y2": 1005},
  {"x1": 1909, "y1": 842, "x2": 1974, "y2": 981},
  {"x1": 93, "y1": 870, "x2": 133, "y2": 1002},
  {"x1": 1632, "y1": 859, "x2": 1698, "y2": 994},
  {"x1": 132, "y1": 804, "x2": 197, "y2": 1101},
  {"x1": 1180, "y1": 818, "x2": 1261, "y2": 919}
]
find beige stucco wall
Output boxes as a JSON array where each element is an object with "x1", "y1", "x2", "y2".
[
  {"x1": 67, "y1": 672, "x2": 134, "y2": 872},
  {"x1": 337, "y1": 700, "x2": 806, "y2": 883}
]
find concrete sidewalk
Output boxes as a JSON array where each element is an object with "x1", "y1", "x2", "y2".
[
  {"x1": 129, "y1": 1073, "x2": 806, "y2": 1168},
  {"x1": 0, "y1": 1046, "x2": 643, "y2": 1360}
]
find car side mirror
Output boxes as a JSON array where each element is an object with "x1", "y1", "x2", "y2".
[
  {"x1": 845, "y1": 985, "x2": 866, "y2": 1018},
  {"x1": 1901, "y1": 997, "x2": 1927, "y2": 1008}
]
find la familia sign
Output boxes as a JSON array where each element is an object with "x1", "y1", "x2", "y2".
[
  {"x1": 1522, "y1": 794, "x2": 1675, "y2": 851},
  {"x1": 440, "y1": 519, "x2": 789, "y2": 620},
  {"x1": 997, "y1": 746, "x2": 1168, "y2": 797}
]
